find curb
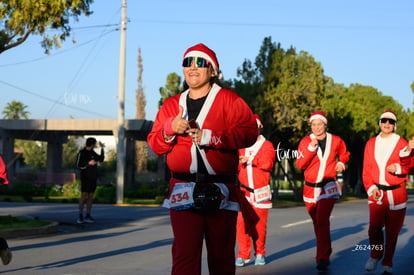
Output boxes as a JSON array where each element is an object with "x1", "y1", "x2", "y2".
[{"x1": 0, "y1": 220, "x2": 59, "y2": 239}]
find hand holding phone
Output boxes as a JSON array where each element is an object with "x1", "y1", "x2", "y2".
[{"x1": 188, "y1": 119, "x2": 199, "y2": 129}]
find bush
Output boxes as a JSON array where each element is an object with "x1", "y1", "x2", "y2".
[
  {"x1": 94, "y1": 185, "x2": 116, "y2": 203},
  {"x1": 63, "y1": 180, "x2": 81, "y2": 197}
]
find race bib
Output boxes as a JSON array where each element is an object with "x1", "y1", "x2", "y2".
[
  {"x1": 324, "y1": 181, "x2": 340, "y2": 199},
  {"x1": 163, "y1": 182, "x2": 195, "y2": 210},
  {"x1": 254, "y1": 185, "x2": 272, "y2": 204}
]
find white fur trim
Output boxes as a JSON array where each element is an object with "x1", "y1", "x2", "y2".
[
  {"x1": 184, "y1": 50, "x2": 218, "y2": 75},
  {"x1": 200, "y1": 129, "x2": 212, "y2": 146},
  {"x1": 310, "y1": 114, "x2": 327, "y2": 124}
]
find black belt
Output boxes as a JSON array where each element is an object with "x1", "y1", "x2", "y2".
[
  {"x1": 305, "y1": 178, "x2": 335, "y2": 188},
  {"x1": 374, "y1": 183, "x2": 401, "y2": 191},
  {"x1": 172, "y1": 172, "x2": 237, "y2": 183}
]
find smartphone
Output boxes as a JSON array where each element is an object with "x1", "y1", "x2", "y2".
[{"x1": 188, "y1": 119, "x2": 199, "y2": 129}]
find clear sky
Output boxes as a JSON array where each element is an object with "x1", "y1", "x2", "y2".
[{"x1": 1, "y1": 0, "x2": 413, "y2": 121}]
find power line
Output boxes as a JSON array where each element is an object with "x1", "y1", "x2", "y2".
[
  {"x1": 134, "y1": 19, "x2": 414, "y2": 31},
  {"x1": 0, "y1": 29, "x2": 118, "y2": 68}
]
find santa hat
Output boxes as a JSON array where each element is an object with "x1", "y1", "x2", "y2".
[
  {"x1": 379, "y1": 110, "x2": 397, "y2": 121},
  {"x1": 379, "y1": 110, "x2": 397, "y2": 129},
  {"x1": 183, "y1": 43, "x2": 219, "y2": 76},
  {"x1": 309, "y1": 111, "x2": 328, "y2": 125},
  {"x1": 254, "y1": 114, "x2": 263, "y2": 129}
]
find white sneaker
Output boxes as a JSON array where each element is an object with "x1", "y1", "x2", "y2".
[
  {"x1": 365, "y1": 257, "x2": 379, "y2": 271},
  {"x1": 255, "y1": 254, "x2": 266, "y2": 265},
  {"x1": 382, "y1": 265, "x2": 392, "y2": 274},
  {"x1": 235, "y1": 257, "x2": 250, "y2": 267}
]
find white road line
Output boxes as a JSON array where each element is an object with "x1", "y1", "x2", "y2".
[
  {"x1": 281, "y1": 215, "x2": 335, "y2": 228},
  {"x1": 281, "y1": 219, "x2": 312, "y2": 228}
]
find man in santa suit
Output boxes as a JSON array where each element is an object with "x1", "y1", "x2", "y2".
[
  {"x1": 147, "y1": 43, "x2": 258, "y2": 275},
  {"x1": 296, "y1": 111, "x2": 350, "y2": 271},
  {"x1": 363, "y1": 110, "x2": 408, "y2": 274},
  {"x1": 235, "y1": 114, "x2": 275, "y2": 267}
]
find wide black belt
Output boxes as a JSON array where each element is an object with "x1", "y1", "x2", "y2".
[
  {"x1": 374, "y1": 183, "x2": 401, "y2": 191},
  {"x1": 172, "y1": 172, "x2": 237, "y2": 183},
  {"x1": 305, "y1": 178, "x2": 335, "y2": 188}
]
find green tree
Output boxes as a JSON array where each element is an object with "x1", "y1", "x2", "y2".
[
  {"x1": 15, "y1": 140, "x2": 47, "y2": 169},
  {"x1": 0, "y1": 0, "x2": 93, "y2": 54},
  {"x1": 62, "y1": 136, "x2": 80, "y2": 169},
  {"x1": 158, "y1": 72, "x2": 182, "y2": 109},
  {"x1": 135, "y1": 48, "x2": 147, "y2": 173},
  {"x1": 2, "y1": 100, "x2": 29, "y2": 119}
]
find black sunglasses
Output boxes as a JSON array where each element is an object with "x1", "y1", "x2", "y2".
[
  {"x1": 182, "y1": 57, "x2": 210, "y2": 68},
  {"x1": 380, "y1": 118, "x2": 396, "y2": 125}
]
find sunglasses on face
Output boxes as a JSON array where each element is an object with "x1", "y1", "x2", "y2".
[
  {"x1": 182, "y1": 57, "x2": 210, "y2": 68},
  {"x1": 380, "y1": 118, "x2": 396, "y2": 125}
]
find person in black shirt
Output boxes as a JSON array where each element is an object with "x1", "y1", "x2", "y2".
[{"x1": 76, "y1": 137, "x2": 104, "y2": 224}]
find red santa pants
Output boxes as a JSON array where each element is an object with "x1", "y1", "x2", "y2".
[
  {"x1": 236, "y1": 207, "x2": 269, "y2": 259},
  {"x1": 305, "y1": 198, "x2": 336, "y2": 263},
  {"x1": 170, "y1": 209, "x2": 237, "y2": 275},
  {"x1": 368, "y1": 202, "x2": 406, "y2": 267}
]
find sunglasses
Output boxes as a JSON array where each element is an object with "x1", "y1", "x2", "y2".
[
  {"x1": 380, "y1": 118, "x2": 396, "y2": 125},
  {"x1": 182, "y1": 57, "x2": 210, "y2": 68}
]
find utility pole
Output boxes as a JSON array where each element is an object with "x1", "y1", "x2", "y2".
[{"x1": 116, "y1": 0, "x2": 127, "y2": 204}]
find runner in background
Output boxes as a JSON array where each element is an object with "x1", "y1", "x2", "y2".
[
  {"x1": 235, "y1": 114, "x2": 275, "y2": 267},
  {"x1": 296, "y1": 111, "x2": 350, "y2": 271}
]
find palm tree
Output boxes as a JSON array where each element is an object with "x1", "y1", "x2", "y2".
[{"x1": 2, "y1": 100, "x2": 30, "y2": 119}]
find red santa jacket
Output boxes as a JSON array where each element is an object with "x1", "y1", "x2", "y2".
[
  {"x1": 296, "y1": 133, "x2": 350, "y2": 203},
  {"x1": 363, "y1": 133, "x2": 408, "y2": 210},
  {"x1": 0, "y1": 155, "x2": 8, "y2": 185},
  {"x1": 148, "y1": 84, "x2": 258, "y2": 208},
  {"x1": 238, "y1": 136, "x2": 275, "y2": 208}
]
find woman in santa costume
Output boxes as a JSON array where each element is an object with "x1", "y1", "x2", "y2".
[
  {"x1": 363, "y1": 110, "x2": 408, "y2": 274},
  {"x1": 235, "y1": 115, "x2": 275, "y2": 267},
  {"x1": 147, "y1": 43, "x2": 258, "y2": 275},
  {"x1": 296, "y1": 111, "x2": 350, "y2": 271}
]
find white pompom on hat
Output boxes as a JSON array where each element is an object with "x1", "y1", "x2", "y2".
[
  {"x1": 309, "y1": 111, "x2": 328, "y2": 125},
  {"x1": 183, "y1": 43, "x2": 219, "y2": 76}
]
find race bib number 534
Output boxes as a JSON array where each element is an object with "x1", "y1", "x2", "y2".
[{"x1": 163, "y1": 182, "x2": 196, "y2": 210}]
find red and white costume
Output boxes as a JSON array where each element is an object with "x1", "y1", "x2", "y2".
[
  {"x1": 148, "y1": 83, "x2": 258, "y2": 275},
  {"x1": 0, "y1": 155, "x2": 8, "y2": 185},
  {"x1": 236, "y1": 135, "x2": 275, "y2": 260},
  {"x1": 296, "y1": 132, "x2": 350, "y2": 264},
  {"x1": 297, "y1": 133, "x2": 349, "y2": 203},
  {"x1": 363, "y1": 133, "x2": 408, "y2": 267}
]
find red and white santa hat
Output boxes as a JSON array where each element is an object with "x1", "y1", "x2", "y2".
[
  {"x1": 309, "y1": 111, "x2": 328, "y2": 125},
  {"x1": 183, "y1": 43, "x2": 219, "y2": 76},
  {"x1": 254, "y1": 114, "x2": 263, "y2": 129},
  {"x1": 379, "y1": 110, "x2": 397, "y2": 129},
  {"x1": 379, "y1": 110, "x2": 397, "y2": 121}
]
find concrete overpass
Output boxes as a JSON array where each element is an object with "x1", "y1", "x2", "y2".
[{"x1": 0, "y1": 119, "x2": 154, "y2": 186}]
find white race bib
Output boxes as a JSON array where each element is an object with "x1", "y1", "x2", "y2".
[
  {"x1": 254, "y1": 185, "x2": 272, "y2": 204},
  {"x1": 324, "y1": 181, "x2": 340, "y2": 199},
  {"x1": 163, "y1": 182, "x2": 195, "y2": 210}
]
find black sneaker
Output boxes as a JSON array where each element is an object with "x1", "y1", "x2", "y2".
[
  {"x1": 76, "y1": 214, "x2": 84, "y2": 224},
  {"x1": 316, "y1": 259, "x2": 328, "y2": 271},
  {"x1": 85, "y1": 214, "x2": 96, "y2": 223},
  {"x1": 0, "y1": 248, "x2": 12, "y2": 265}
]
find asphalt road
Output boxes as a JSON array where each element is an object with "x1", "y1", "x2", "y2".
[{"x1": 1, "y1": 196, "x2": 413, "y2": 275}]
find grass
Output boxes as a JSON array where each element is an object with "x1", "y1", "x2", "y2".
[{"x1": 0, "y1": 215, "x2": 50, "y2": 229}]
